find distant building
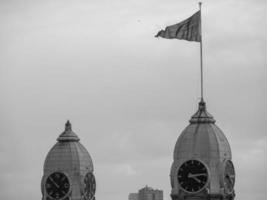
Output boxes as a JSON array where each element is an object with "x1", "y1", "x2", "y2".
[
  {"x1": 129, "y1": 193, "x2": 138, "y2": 200},
  {"x1": 129, "y1": 186, "x2": 163, "y2": 200},
  {"x1": 153, "y1": 189, "x2": 163, "y2": 200},
  {"x1": 139, "y1": 186, "x2": 163, "y2": 200}
]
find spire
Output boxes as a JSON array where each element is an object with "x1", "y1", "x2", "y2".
[
  {"x1": 57, "y1": 120, "x2": 80, "y2": 142},
  {"x1": 65, "y1": 120, "x2": 72, "y2": 131},
  {"x1": 198, "y1": 99, "x2": 206, "y2": 111},
  {"x1": 189, "y1": 100, "x2": 216, "y2": 124}
]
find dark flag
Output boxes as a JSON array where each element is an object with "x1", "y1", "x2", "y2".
[{"x1": 155, "y1": 11, "x2": 201, "y2": 42}]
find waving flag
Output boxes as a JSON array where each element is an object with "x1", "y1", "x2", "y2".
[{"x1": 155, "y1": 11, "x2": 201, "y2": 42}]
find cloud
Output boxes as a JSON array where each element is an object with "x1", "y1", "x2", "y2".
[
  {"x1": 232, "y1": 138, "x2": 267, "y2": 199},
  {"x1": 0, "y1": 1, "x2": 266, "y2": 200},
  {"x1": 108, "y1": 163, "x2": 137, "y2": 176}
]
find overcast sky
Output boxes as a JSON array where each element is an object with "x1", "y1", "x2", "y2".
[{"x1": 0, "y1": 0, "x2": 266, "y2": 200}]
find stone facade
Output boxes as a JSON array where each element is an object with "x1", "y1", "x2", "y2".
[{"x1": 130, "y1": 186, "x2": 163, "y2": 200}]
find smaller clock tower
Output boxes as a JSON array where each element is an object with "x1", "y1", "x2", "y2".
[{"x1": 41, "y1": 121, "x2": 96, "y2": 200}]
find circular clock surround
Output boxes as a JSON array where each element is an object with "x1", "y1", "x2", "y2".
[
  {"x1": 45, "y1": 172, "x2": 70, "y2": 199},
  {"x1": 83, "y1": 172, "x2": 96, "y2": 200},
  {"x1": 223, "y1": 160, "x2": 235, "y2": 194},
  {"x1": 177, "y1": 160, "x2": 209, "y2": 193}
]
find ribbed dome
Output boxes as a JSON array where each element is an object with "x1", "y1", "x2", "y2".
[
  {"x1": 43, "y1": 121, "x2": 94, "y2": 174},
  {"x1": 173, "y1": 101, "x2": 231, "y2": 160}
]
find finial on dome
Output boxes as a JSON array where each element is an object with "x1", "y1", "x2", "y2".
[
  {"x1": 57, "y1": 120, "x2": 80, "y2": 142},
  {"x1": 198, "y1": 99, "x2": 206, "y2": 111},
  {"x1": 189, "y1": 100, "x2": 216, "y2": 124},
  {"x1": 65, "y1": 120, "x2": 72, "y2": 131}
]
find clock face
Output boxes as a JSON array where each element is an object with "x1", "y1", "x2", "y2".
[
  {"x1": 224, "y1": 160, "x2": 235, "y2": 194},
  {"x1": 45, "y1": 172, "x2": 70, "y2": 199},
  {"x1": 83, "y1": 172, "x2": 96, "y2": 200},
  {"x1": 177, "y1": 160, "x2": 208, "y2": 193}
]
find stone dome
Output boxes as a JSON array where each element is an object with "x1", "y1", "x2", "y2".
[
  {"x1": 173, "y1": 101, "x2": 231, "y2": 161},
  {"x1": 41, "y1": 121, "x2": 94, "y2": 200},
  {"x1": 43, "y1": 121, "x2": 94, "y2": 174},
  {"x1": 170, "y1": 101, "x2": 232, "y2": 196}
]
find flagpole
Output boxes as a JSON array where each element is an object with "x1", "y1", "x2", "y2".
[{"x1": 199, "y1": 2, "x2": 204, "y2": 102}]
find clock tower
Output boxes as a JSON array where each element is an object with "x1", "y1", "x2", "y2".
[
  {"x1": 41, "y1": 121, "x2": 96, "y2": 200},
  {"x1": 170, "y1": 101, "x2": 235, "y2": 200}
]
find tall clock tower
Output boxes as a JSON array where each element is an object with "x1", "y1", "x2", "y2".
[
  {"x1": 170, "y1": 101, "x2": 235, "y2": 200},
  {"x1": 41, "y1": 121, "x2": 96, "y2": 200}
]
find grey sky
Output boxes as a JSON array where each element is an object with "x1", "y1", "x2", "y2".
[{"x1": 0, "y1": 0, "x2": 266, "y2": 200}]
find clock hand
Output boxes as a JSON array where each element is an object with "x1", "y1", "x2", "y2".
[
  {"x1": 226, "y1": 175, "x2": 233, "y2": 186},
  {"x1": 192, "y1": 176, "x2": 201, "y2": 183},
  {"x1": 187, "y1": 173, "x2": 202, "y2": 183},
  {"x1": 188, "y1": 173, "x2": 207, "y2": 178},
  {"x1": 49, "y1": 177, "x2": 59, "y2": 188}
]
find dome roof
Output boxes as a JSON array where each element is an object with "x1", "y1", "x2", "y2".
[
  {"x1": 173, "y1": 101, "x2": 231, "y2": 161},
  {"x1": 43, "y1": 121, "x2": 94, "y2": 174}
]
